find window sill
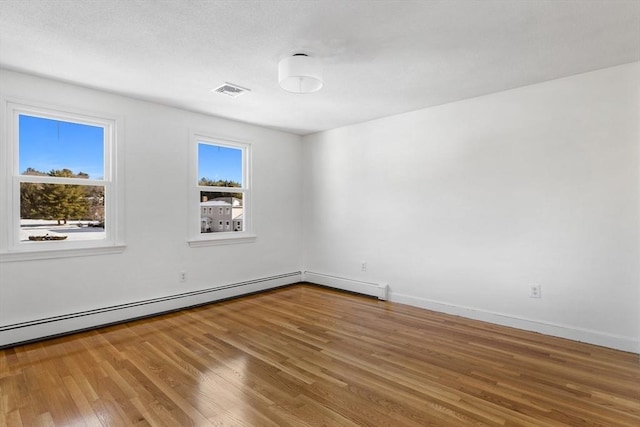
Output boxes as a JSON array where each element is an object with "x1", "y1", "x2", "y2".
[
  {"x1": 188, "y1": 233, "x2": 257, "y2": 247},
  {"x1": 0, "y1": 244, "x2": 127, "y2": 263}
]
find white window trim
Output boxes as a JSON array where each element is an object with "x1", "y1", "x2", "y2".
[
  {"x1": 187, "y1": 131, "x2": 255, "y2": 247},
  {"x1": 0, "y1": 98, "x2": 126, "y2": 262}
]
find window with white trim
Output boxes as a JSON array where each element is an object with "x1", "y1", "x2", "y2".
[
  {"x1": 1, "y1": 100, "x2": 124, "y2": 261},
  {"x1": 189, "y1": 133, "x2": 254, "y2": 246}
]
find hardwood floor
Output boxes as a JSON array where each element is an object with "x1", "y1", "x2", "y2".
[{"x1": 1, "y1": 284, "x2": 638, "y2": 426}]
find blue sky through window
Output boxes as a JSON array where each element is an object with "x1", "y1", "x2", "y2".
[
  {"x1": 198, "y1": 143, "x2": 243, "y2": 185},
  {"x1": 19, "y1": 115, "x2": 104, "y2": 179}
]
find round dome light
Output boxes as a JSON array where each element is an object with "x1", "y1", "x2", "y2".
[{"x1": 278, "y1": 54, "x2": 323, "y2": 94}]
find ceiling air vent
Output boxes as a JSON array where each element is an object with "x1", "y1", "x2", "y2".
[{"x1": 213, "y1": 82, "x2": 251, "y2": 98}]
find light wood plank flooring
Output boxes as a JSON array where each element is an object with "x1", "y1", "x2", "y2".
[{"x1": 1, "y1": 284, "x2": 638, "y2": 426}]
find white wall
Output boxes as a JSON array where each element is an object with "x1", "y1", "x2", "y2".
[
  {"x1": 0, "y1": 69, "x2": 303, "y2": 345},
  {"x1": 302, "y1": 63, "x2": 640, "y2": 352}
]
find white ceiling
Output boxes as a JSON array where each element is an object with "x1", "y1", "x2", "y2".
[{"x1": 1, "y1": 0, "x2": 638, "y2": 135}]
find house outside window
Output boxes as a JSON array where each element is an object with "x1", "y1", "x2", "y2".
[{"x1": 0, "y1": 100, "x2": 125, "y2": 261}]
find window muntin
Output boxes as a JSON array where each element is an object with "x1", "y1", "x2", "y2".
[{"x1": 1, "y1": 101, "x2": 123, "y2": 259}]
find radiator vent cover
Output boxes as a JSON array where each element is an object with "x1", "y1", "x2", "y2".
[{"x1": 213, "y1": 82, "x2": 251, "y2": 98}]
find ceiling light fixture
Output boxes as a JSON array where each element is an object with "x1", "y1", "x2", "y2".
[{"x1": 278, "y1": 53, "x2": 323, "y2": 94}]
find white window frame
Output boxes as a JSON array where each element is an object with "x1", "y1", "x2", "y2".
[
  {"x1": 0, "y1": 99, "x2": 125, "y2": 262},
  {"x1": 188, "y1": 132, "x2": 255, "y2": 246}
]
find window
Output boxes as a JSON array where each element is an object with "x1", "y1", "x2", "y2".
[
  {"x1": 188, "y1": 133, "x2": 254, "y2": 246},
  {"x1": 0, "y1": 100, "x2": 124, "y2": 261}
]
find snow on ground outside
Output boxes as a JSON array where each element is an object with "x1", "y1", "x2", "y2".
[{"x1": 20, "y1": 219, "x2": 105, "y2": 242}]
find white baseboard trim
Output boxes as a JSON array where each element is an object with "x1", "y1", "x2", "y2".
[
  {"x1": 0, "y1": 271, "x2": 301, "y2": 348},
  {"x1": 3, "y1": 271, "x2": 636, "y2": 354},
  {"x1": 389, "y1": 291, "x2": 639, "y2": 354},
  {"x1": 303, "y1": 271, "x2": 389, "y2": 300}
]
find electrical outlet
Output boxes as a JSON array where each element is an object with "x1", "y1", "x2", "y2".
[
  {"x1": 361, "y1": 261, "x2": 367, "y2": 271},
  {"x1": 180, "y1": 271, "x2": 187, "y2": 282},
  {"x1": 530, "y1": 284, "x2": 541, "y2": 298}
]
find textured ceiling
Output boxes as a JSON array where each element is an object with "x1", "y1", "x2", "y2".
[{"x1": 0, "y1": 0, "x2": 638, "y2": 135}]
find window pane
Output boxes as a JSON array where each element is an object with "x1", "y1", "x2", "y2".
[
  {"x1": 19, "y1": 115, "x2": 104, "y2": 180},
  {"x1": 198, "y1": 143, "x2": 242, "y2": 187},
  {"x1": 199, "y1": 192, "x2": 243, "y2": 233},
  {"x1": 20, "y1": 183, "x2": 105, "y2": 242}
]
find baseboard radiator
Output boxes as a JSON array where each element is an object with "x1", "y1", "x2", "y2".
[
  {"x1": 302, "y1": 271, "x2": 389, "y2": 300},
  {"x1": 0, "y1": 271, "x2": 302, "y2": 348}
]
